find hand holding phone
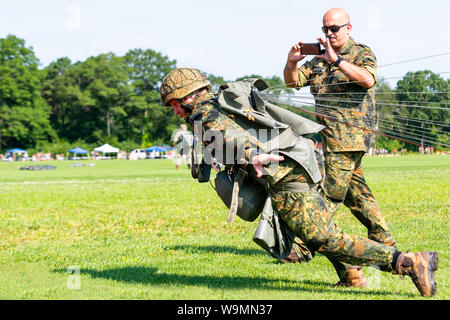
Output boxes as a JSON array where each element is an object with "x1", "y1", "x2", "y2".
[{"x1": 301, "y1": 43, "x2": 324, "y2": 55}]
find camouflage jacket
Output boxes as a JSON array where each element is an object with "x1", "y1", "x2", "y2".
[
  {"x1": 188, "y1": 92, "x2": 320, "y2": 186},
  {"x1": 297, "y1": 37, "x2": 377, "y2": 152}
]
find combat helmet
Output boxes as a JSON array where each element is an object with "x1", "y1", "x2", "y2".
[{"x1": 160, "y1": 68, "x2": 210, "y2": 106}]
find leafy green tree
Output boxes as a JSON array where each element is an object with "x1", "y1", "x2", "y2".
[
  {"x1": 206, "y1": 73, "x2": 227, "y2": 92},
  {"x1": 85, "y1": 53, "x2": 131, "y2": 139},
  {"x1": 395, "y1": 70, "x2": 449, "y2": 151},
  {"x1": 124, "y1": 49, "x2": 177, "y2": 147},
  {"x1": 374, "y1": 78, "x2": 405, "y2": 151},
  {"x1": 43, "y1": 49, "x2": 178, "y2": 149},
  {"x1": 44, "y1": 53, "x2": 132, "y2": 145},
  {"x1": 0, "y1": 35, "x2": 56, "y2": 151},
  {"x1": 42, "y1": 57, "x2": 74, "y2": 139}
]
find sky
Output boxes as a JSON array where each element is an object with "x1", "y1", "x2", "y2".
[{"x1": 1, "y1": 0, "x2": 449, "y2": 88}]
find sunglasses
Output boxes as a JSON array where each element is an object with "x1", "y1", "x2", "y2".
[{"x1": 322, "y1": 23, "x2": 348, "y2": 33}]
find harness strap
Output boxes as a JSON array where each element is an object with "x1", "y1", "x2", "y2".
[
  {"x1": 227, "y1": 168, "x2": 248, "y2": 223},
  {"x1": 270, "y1": 181, "x2": 317, "y2": 193}
]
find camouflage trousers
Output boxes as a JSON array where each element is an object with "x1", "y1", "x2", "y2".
[
  {"x1": 284, "y1": 151, "x2": 396, "y2": 278},
  {"x1": 324, "y1": 151, "x2": 395, "y2": 245},
  {"x1": 270, "y1": 189, "x2": 397, "y2": 272}
]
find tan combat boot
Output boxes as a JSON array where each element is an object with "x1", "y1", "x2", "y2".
[
  {"x1": 395, "y1": 251, "x2": 438, "y2": 296},
  {"x1": 334, "y1": 266, "x2": 368, "y2": 288}
]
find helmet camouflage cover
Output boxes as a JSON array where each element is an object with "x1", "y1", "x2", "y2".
[{"x1": 160, "y1": 68, "x2": 210, "y2": 106}]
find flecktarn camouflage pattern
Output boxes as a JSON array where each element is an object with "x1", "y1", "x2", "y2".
[
  {"x1": 270, "y1": 189, "x2": 397, "y2": 270},
  {"x1": 297, "y1": 37, "x2": 377, "y2": 153},
  {"x1": 294, "y1": 38, "x2": 396, "y2": 279}
]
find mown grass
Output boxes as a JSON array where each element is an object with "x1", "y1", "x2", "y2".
[{"x1": 0, "y1": 155, "x2": 448, "y2": 300}]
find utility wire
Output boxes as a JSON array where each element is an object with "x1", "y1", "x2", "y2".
[
  {"x1": 293, "y1": 102, "x2": 449, "y2": 150},
  {"x1": 376, "y1": 117, "x2": 450, "y2": 135},
  {"x1": 281, "y1": 91, "x2": 450, "y2": 95},
  {"x1": 277, "y1": 49, "x2": 450, "y2": 89},
  {"x1": 295, "y1": 99, "x2": 449, "y2": 145},
  {"x1": 261, "y1": 93, "x2": 450, "y2": 127},
  {"x1": 274, "y1": 71, "x2": 450, "y2": 91},
  {"x1": 272, "y1": 92, "x2": 450, "y2": 107},
  {"x1": 310, "y1": 71, "x2": 449, "y2": 90},
  {"x1": 378, "y1": 52, "x2": 450, "y2": 68},
  {"x1": 263, "y1": 96, "x2": 450, "y2": 152},
  {"x1": 263, "y1": 93, "x2": 450, "y2": 111},
  {"x1": 281, "y1": 97, "x2": 450, "y2": 137},
  {"x1": 261, "y1": 51, "x2": 450, "y2": 151}
]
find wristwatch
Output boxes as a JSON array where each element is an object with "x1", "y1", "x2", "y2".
[{"x1": 333, "y1": 55, "x2": 344, "y2": 67}]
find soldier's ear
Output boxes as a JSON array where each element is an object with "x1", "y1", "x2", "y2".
[{"x1": 346, "y1": 23, "x2": 352, "y2": 33}]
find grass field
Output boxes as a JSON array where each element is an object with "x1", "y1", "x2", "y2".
[{"x1": 0, "y1": 154, "x2": 448, "y2": 300}]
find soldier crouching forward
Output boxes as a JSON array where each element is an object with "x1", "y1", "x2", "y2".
[{"x1": 160, "y1": 67, "x2": 438, "y2": 296}]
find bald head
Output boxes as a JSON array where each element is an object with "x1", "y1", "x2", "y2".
[
  {"x1": 323, "y1": 8, "x2": 350, "y2": 25},
  {"x1": 322, "y1": 8, "x2": 352, "y2": 50}
]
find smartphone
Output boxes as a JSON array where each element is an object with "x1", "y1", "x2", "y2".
[{"x1": 301, "y1": 43, "x2": 322, "y2": 55}]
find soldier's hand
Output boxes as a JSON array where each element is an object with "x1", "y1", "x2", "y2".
[
  {"x1": 251, "y1": 153, "x2": 285, "y2": 178},
  {"x1": 287, "y1": 42, "x2": 306, "y2": 64},
  {"x1": 316, "y1": 37, "x2": 338, "y2": 64}
]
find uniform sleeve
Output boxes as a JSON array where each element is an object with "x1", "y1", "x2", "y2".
[
  {"x1": 190, "y1": 102, "x2": 264, "y2": 165},
  {"x1": 297, "y1": 59, "x2": 314, "y2": 87},
  {"x1": 355, "y1": 46, "x2": 377, "y2": 83}
]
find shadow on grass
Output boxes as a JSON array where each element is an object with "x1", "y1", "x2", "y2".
[
  {"x1": 54, "y1": 266, "x2": 415, "y2": 298},
  {"x1": 171, "y1": 245, "x2": 267, "y2": 257}
]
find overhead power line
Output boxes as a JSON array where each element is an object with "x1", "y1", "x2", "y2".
[{"x1": 261, "y1": 95, "x2": 450, "y2": 153}]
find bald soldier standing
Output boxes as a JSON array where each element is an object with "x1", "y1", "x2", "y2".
[{"x1": 283, "y1": 8, "x2": 396, "y2": 285}]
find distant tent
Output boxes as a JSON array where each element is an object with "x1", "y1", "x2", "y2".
[
  {"x1": 145, "y1": 146, "x2": 168, "y2": 158},
  {"x1": 5, "y1": 148, "x2": 28, "y2": 160},
  {"x1": 162, "y1": 144, "x2": 174, "y2": 151},
  {"x1": 94, "y1": 144, "x2": 119, "y2": 153},
  {"x1": 6, "y1": 148, "x2": 27, "y2": 154},
  {"x1": 145, "y1": 146, "x2": 167, "y2": 152},
  {"x1": 68, "y1": 147, "x2": 89, "y2": 160},
  {"x1": 68, "y1": 147, "x2": 89, "y2": 154},
  {"x1": 94, "y1": 144, "x2": 119, "y2": 159}
]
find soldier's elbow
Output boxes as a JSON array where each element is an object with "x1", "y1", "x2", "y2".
[
  {"x1": 360, "y1": 78, "x2": 375, "y2": 89},
  {"x1": 285, "y1": 82, "x2": 298, "y2": 88}
]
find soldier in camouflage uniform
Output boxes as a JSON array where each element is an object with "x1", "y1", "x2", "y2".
[
  {"x1": 160, "y1": 67, "x2": 438, "y2": 296},
  {"x1": 283, "y1": 8, "x2": 395, "y2": 285}
]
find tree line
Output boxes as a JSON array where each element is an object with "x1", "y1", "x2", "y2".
[
  {"x1": 375, "y1": 72, "x2": 449, "y2": 152},
  {"x1": 0, "y1": 34, "x2": 448, "y2": 155}
]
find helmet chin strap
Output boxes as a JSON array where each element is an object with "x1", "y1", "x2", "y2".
[
  {"x1": 180, "y1": 89, "x2": 205, "y2": 117},
  {"x1": 181, "y1": 103, "x2": 193, "y2": 116}
]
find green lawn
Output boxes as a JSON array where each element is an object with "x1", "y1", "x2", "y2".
[{"x1": 0, "y1": 155, "x2": 448, "y2": 300}]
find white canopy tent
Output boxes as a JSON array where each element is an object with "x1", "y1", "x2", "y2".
[{"x1": 93, "y1": 144, "x2": 119, "y2": 159}]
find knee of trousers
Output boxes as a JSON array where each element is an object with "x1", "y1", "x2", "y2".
[{"x1": 304, "y1": 233, "x2": 330, "y2": 253}]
